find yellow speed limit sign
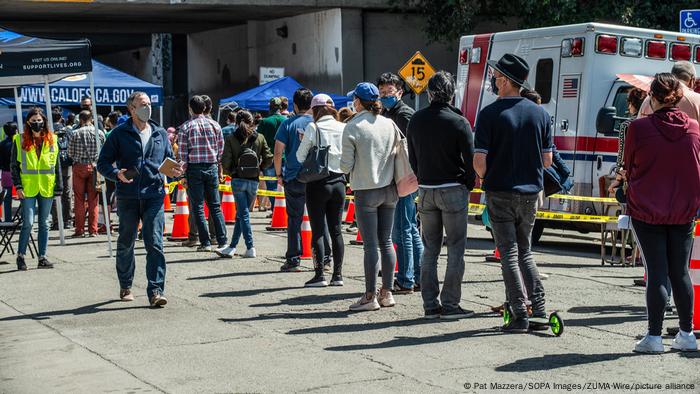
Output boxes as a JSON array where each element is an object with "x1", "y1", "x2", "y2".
[{"x1": 399, "y1": 51, "x2": 436, "y2": 94}]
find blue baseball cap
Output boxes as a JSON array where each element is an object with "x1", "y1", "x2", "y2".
[{"x1": 347, "y1": 82, "x2": 379, "y2": 101}]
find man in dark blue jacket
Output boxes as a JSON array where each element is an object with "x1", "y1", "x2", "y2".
[{"x1": 97, "y1": 91, "x2": 182, "y2": 307}]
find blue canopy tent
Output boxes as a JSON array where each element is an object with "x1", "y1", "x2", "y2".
[
  {"x1": 219, "y1": 76, "x2": 349, "y2": 113},
  {"x1": 0, "y1": 27, "x2": 114, "y2": 253},
  {"x1": 4, "y1": 60, "x2": 163, "y2": 107},
  {"x1": 1, "y1": 59, "x2": 164, "y2": 124}
]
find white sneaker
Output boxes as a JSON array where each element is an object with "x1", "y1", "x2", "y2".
[
  {"x1": 671, "y1": 331, "x2": 698, "y2": 352},
  {"x1": 349, "y1": 293, "x2": 380, "y2": 312},
  {"x1": 634, "y1": 334, "x2": 664, "y2": 354},
  {"x1": 216, "y1": 246, "x2": 235, "y2": 258},
  {"x1": 378, "y1": 290, "x2": 396, "y2": 307},
  {"x1": 243, "y1": 248, "x2": 256, "y2": 258}
]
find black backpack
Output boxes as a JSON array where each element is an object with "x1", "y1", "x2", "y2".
[{"x1": 236, "y1": 136, "x2": 260, "y2": 178}]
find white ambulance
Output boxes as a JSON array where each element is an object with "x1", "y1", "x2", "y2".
[{"x1": 455, "y1": 22, "x2": 700, "y2": 242}]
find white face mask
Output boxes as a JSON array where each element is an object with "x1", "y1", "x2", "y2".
[{"x1": 135, "y1": 105, "x2": 151, "y2": 122}]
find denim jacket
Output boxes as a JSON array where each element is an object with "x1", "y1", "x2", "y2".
[{"x1": 97, "y1": 118, "x2": 172, "y2": 200}]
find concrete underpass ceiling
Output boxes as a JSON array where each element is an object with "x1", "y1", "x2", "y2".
[{"x1": 0, "y1": 0, "x2": 392, "y2": 55}]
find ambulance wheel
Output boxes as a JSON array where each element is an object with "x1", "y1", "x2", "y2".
[
  {"x1": 549, "y1": 312, "x2": 564, "y2": 336},
  {"x1": 532, "y1": 222, "x2": 544, "y2": 245}
]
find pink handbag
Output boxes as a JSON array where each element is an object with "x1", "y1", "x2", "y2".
[{"x1": 392, "y1": 125, "x2": 418, "y2": 197}]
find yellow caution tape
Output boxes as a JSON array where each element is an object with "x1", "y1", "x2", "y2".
[
  {"x1": 470, "y1": 188, "x2": 618, "y2": 203},
  {"x1": 469, "y1": 203, "x2": 616, "y2": 223},
  {"x1": 259, "y1": 176, "x2": 279, "y2": 181}
]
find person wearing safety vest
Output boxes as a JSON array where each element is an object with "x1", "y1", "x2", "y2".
[{"x1": 10, "y1": 107, "x2": 63, "y2": 271}]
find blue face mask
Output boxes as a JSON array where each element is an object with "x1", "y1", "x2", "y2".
[{"x1": 380, "y1": 96, "x2": 398, "y2": 110}]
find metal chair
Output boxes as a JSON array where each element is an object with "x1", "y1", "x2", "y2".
[{"x1": 0, "y1": 201, "x2": 38, "y2": 261}]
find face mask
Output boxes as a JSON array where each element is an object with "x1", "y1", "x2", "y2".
[
  {"x1": 135, "y1": 105, "x2": 151, "y2": 122},
  {"x1": 490, "y1": 75, "x2": 500, "y2": 96},
  {"x1": 29, "y1": 121, "x2": 43, "y2": 132},
  {"x1": 380, "y1": 96, "x2": 398, "y2": 110}
]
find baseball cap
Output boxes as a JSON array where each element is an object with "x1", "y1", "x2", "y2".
[
  {"x1": 671, "y1": 61, "x2": 696, "y2": 78},
  {"x1": 347, "y1": 82, "x2": 379, "y2": 101},
  {"x1": 311, "y1": 94, "x2": 334, "y2": 108}
]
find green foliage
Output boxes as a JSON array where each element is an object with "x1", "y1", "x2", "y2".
[{"x1": 390, "y1": 0, "x2": 699, "y2": 45}]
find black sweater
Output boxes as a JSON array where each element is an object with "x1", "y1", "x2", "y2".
[{"x1": 407, "y1": 102, "x2": 475, "y2": 189}]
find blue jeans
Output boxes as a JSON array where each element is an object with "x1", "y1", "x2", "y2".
[
  {"x1": 284, "y1": 178, "x2": 306, "y2": 264},
  {"x1": 3, "y1": 188, "x2": 13, "y2": 222},
  {"x1": 486, "y1": 191, "x2": 545, "y2": 319},
  {"x1": 186, "y1": 163, "x2": 227, "y2": 247},
  {"x1": 116, "y1": 197, "x2": 166, "y2": 297},
  {"x1": 264, "y1": 167, "x2": 277, "y2": 207},
  {"x1": 355, "y1": 184, "x2": 398, "y2": 293},
  {"x1": 18, "y1": 195, "x2": 53, "y2": 256},
  {"x1": 229, "y1": 178, "x2": 258, "y2": 250},
  {"x1": 419, "y1": 186, "x2": 468, "y2": 311},
  {"x1": 392, "y1": 192, "x2": 423, "y2": 288}
]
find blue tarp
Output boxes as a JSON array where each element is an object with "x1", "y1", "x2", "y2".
[
  {"x1": 1, "y1": 60, "x2": 163, "y2": 107},
  {"x1": 219, "y1": 76, "x2": 349, "y2": 111}
]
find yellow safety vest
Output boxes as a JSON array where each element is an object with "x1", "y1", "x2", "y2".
[{"x1": 13, "y1": 133, "x2": 58, "y2": 198}]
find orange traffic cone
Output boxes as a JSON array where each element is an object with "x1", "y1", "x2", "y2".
[
  {"x1": 350, "y1": 230, "x2": 363, "y2": 245},
  {"x1": 301, "y1": 206, "x2": 312, "y2": 260},
  {"x1": 343, "y1": 199, "x2": 355, "y2": 224},
  {"x1": 485, "y1": 248, "x2": 501, "y2": 262},
  {"x1": 221, "y1": 177, "x2": 236, "y2": 224},
  {"x1": 163, "y1": 186, "x2": 173, "y2": 212},
  {"x1": 168, "y1": 184, "x2": 190, "y2": 240},
  {"x1": 690, "y1": 221, "x2": 700, "y2": 330},
  {"x1": 266, "y1": 184, "x2": 287, "y2": 231},
  {"x1": 12, "y1": 185, "x2": 18, "y2": 200}
]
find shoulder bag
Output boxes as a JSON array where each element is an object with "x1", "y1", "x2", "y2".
[
  {"x1": 297, "y1": 122, "x2": 330, "y2": 183},
  {"x1": 392, "y1": 124, "x2": 418, "y2": 197}
]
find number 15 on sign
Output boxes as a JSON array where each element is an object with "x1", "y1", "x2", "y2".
[{"x1": 399, "y1": 51, "x2": 436, "y2": 95}]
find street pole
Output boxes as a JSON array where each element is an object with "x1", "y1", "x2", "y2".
[
  {"x1": 89, "y1": 72, "x2": 113, "y2": 258},
  {"x1": 415, "y1": 92, "x2": 420, "y2": 111},
  {"x1": 44, "y1": 76, "x2": 65, "y2": 246}
]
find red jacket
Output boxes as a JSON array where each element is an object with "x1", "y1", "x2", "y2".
[{"x1": 625, "y1": 107, "x2": 700, "y2": 225}]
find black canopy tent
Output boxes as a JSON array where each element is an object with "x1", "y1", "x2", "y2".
[{"x1": 0, "y1": 28, "x2": 113, "y2": 256}]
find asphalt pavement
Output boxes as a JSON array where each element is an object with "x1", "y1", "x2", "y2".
[{"x1": 0, "y1": 210, "x2": 698, "y2": 393}]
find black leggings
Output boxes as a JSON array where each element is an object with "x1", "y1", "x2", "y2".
[
  {"x1": 306, "y1": 179, "x2": 345, "y2": 274},
  {"x1": 632, "y1": 219, "x2": 695, "y2": 335}
]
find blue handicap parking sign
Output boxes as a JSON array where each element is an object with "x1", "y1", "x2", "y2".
[{"x1": 680, "y1": 10, "x2": 700, "y2": 34}]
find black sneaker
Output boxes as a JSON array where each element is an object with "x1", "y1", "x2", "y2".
[
  {"x1": 16, "y1": 255, "x2": 27, "y2": 271},
  {"x1": 329, "y1": 274, "x2": 344, "y2": 286},
  {"x1": 502, "y1": 317, "x2": 529, "y2": 333},
  {"x1": 37, "y1": 257, "x2": 54, "y2": 269},
  {"x1": 441, "y1": 306, "x2": 475, "y2": 320},
  {"x1": 280, "y1": 262, "x2": 302, "y2": 272},
  {"x1": 304, "y1": 273, "x2": 328, "y2": 287},
  {"x1": 413, "y1": 284, "x2": 421, "y2": 292},
  {"x1": 424, "y1": 306, "x2": 442, "y2": 320}
]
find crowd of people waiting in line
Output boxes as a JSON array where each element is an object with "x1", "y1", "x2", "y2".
[{"x1": 0, "y1": 54, "x2": 698, "y2": 353}]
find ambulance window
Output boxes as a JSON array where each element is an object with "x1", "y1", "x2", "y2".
[
  {"x1": 612, "y1": 87, "x2": 631, "y2": 117},
  {"x1": 535, "y1": 59, "x2": 553, "y2": 104}
]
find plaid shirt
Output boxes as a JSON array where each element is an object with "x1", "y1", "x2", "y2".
[
  {"x1": 67, "y1": 125, "x2": 105, "y2": 164},
  {"x1": 177, "y1": 115, "x2": 224, "y2": 168}
]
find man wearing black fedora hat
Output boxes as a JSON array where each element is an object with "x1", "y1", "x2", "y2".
[{"x1": 473, "y1": 53, "x2": 553, "y2": 333}]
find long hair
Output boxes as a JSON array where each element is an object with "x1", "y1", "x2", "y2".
[
  {"x1": 650, "y1": 73, "x2": 683, "y2": 107},
  {"x1": 22, "y1": 107, "x2": 53, "y2": 151},
  {"x1": 235, "y1": 110, "x2": 256, "y2": 142}
]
